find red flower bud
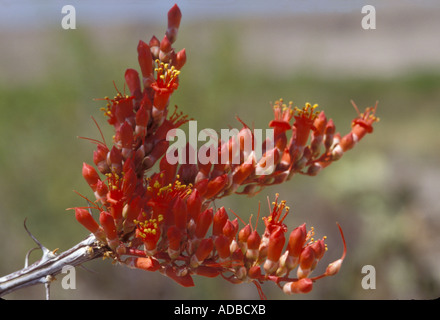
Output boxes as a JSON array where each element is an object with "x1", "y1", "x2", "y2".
[
  {"x1": 166, "y1": 4, "x2": 182, "y2": 44},
  {"x1": 222, "y1": 219, "x2": 238, "y2": 243},
  {"x1": 99, "y1": 211, "x2": 117, "y2": 240},
  {"x1": 212, "y1": 207, "x2": 228, "y2": 236},
  {"x1": 194, "y1": 238, "x2": 214, "y2": 263},
  {"x1": 93, "y1": 144, "x2": 110, "y2": 174},
  {"x1": 173, "y1": 196, "x2": 187, "y2": 231},
  {"x1": 108, "y1": 146, "x2": 123, "y2": 174},
  {"x1": 264, "y1": 227, "x2": 285, "y2": 274},
  {"x1": 125, "y1": 256, "x2": 160, "y2": 272},
  {"x1": 187, "y1": 189, "x2": 202, "y2": 221},
  {"x1": 297, "y1": 245, "x2": 316, "y2": 279},
  {"x1": 175, "y1": 48, "x2": 186, "y2": 70},
  {"x1": 75, "y1": 208, "x2": 101, "y2": 235},
  {"x1": 82, "y1": 162, "x2": 100, "y2": 191},
  {"x1": 287, "y1": 223, "x2": 307, "y2": 258},
  {"x1": 283, "y1": 278, "x2": 313, "y2": 295},
  {"x1": 137, "y1": 40, "x2": 154, "y2": 86},
  {"x1": 214, "y1": 234, "x2": 231, "y2": 260},
  {"x1": 195, "y1": 266, "x2": 220, "y2": 278},
  {"x1": 195, "y1": 208, "x2": 213, "y2": 239},
  {"x1": 124, "y1": 68, "x2": 141, "y2": 99},
  {"x1": 167, "y1": 225, "x2": 182, "y2": 259},
  {"x1": 267, "y1": 227, "x2": 285, "y2": 262},
  {"x1": 204, "y1": 174, "x2": 228, "y2": 199}
]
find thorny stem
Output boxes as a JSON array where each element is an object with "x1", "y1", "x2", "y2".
[{"x1": 0, "y1": 222, "x2": 107, "y2": 298}]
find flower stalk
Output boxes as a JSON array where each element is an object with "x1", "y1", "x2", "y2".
[{"x1": 0, "y1": 4, "x2": 378, "y2": 299}]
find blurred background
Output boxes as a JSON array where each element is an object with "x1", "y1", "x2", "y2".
[{"x1": 0, "y1": 0, "x2": 439, "y2": 300}]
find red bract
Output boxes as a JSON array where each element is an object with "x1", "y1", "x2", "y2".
[{"x1": 73, "y1": 4, "x2": 377, "y2": 299}]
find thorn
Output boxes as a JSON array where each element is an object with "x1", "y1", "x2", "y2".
[
  {"x1": 23, "y1": 218, "x2": 56, "y2": 263},
  {"x1": 24, "y1": 247, "x2": 39, "y2": 268},
  {"x1": 24, "y1": 218, "x2": 47, "y2": 252}
]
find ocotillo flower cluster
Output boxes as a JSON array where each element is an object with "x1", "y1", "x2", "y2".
[{"x1": 74, "y1": 4, "x2": 378, "y2": 298}]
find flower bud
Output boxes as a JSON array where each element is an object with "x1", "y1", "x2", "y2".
[
  {"x1": 74, "y1": 208, "x2": 105, "y2": 241},
  {"x1": 214, "y1": 234, "x2": 231, "y2": 260},
  {"x1": 203, "y1": 174, "x2": 228, "y2": 199},
  {"x1": 137, "y1": 40, "x2": 154, "y2": 87},
  {"x1": 325, "y1": 258, "x2": 343, "y2": 276},
  {"x1": 297, "y1": 246, "x2": 316, "y2": 279},
  {"x1": 246, "y1": 230, "x2": 261, "y2": 261},
  {"x1": 82, "y1": 162, "x2": 101, "y2": 191},
  {"x1": 125, "y1": 256, "x2": 160, "y2": 272},
  {"x1": 195, "y1": 208, "x2": 213, "y2": 239},
  {"x1": 166, "y1": 4, "x2": 182, "y2": 44},
  {"x1": 191, "y1": 238, "x2": 214, "y2": 268},
  {"x1": 283, "y1": 278, "x2": 313, "y2": 295},
  {"x1": 124, "y1": 68, "x2": 141, "y2": 100},
  {"x1": 264, "y1": 227, "x2": 285, "y2": 274},
  {"x1": 167, "y1": 225, "x2": 182, "y2": 259},
  {"x1": 173, "y1": 196, "x2": 187, "y2": 231},
  {"x1": 212, "y1": 207, "x2": 228, "y2": 236},
  {"x1": 187, "y1": 189, "x2": 202, "y2": 221},
  {"x1": 93, "y1": 144, "x2": 110, "y2": 174},
  {"x1": 99, "y1": 211, "x2": 119, "y2": 250}
]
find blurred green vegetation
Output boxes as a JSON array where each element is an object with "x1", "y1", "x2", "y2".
[{"x1": 1, "y1": 17, "x2": 439, "y2": 300}]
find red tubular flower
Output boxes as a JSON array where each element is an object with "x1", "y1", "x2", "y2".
[
  {"x1": 82, "y1": 162, "x2": 101, "y2": 191},
  {"x1": 166, "y1": 4, "x2": 182, "y2": 44},
  {"x1": 137, "y1": 40, "x2": 154, "y2": 87},
  {"x1": 93, "y1": 144, "x2": 110, "y2": 174},
  {"x1": 187, "y1": 189, "x2": 202, "y2": 221},
  {"x1": 118, "y1": 121, "x2": 134, "y2": 159},
  {"x1": 246, "y1": 230, "x2": 261, "y2": 261},
  {"x1": 167, "y1": 225, "x2": 182, "y2": 259},
  {"x1": 203, "y1": 174, "x2": 228, "y2": 199},
  {"x1": 124, "y1": 68, "x2": 142, "y2": 100},
  {"x1": 125, "y1": 256, "x2": 160, "y2": 272},
  {"x1": 159, "y1": 35, "x2": 173, "y2": 62},
  {"x1": 194, "y1": 208, "x2": 213, "y2": 239},
  {"x1": 212, "y1": 207, "x2": 228, "y2": 237},
  {"x1": 175, "y1": 48, "x2": 186, "y2": 70},
  {"x1": 222, "y1": 219, "x2": 238, "y2": 243},
  {"x1": 264, "y1": 227, "x2": 286, "y2": 274},
  {"x1": 122, "y1": 196, "x2": 142, "y2": 233},
  {"x1": 283, "y1": 278, "x2": 313, "y2": 295},
  {"x1": 74, "y1": 208, "x2": 105, "y2": 241},
  {"x1": 293, "y1": 103, "x2": 319, "y2": 148},
  {"x1": 214, "y1": 234, "x2": 231, "y2": 260},
  {"x1": 172, "y1": 196, "x2": 187, "y2": 231},
  {"x1": 99, "y1": 211, "x2": 119, "y2": 251},
  {"x1": 286, "y1": 223, "x2": 307, "y2": 269},
  {"x1": 151, "y1": 59, "x2": 179, "y2": 111},
  {"x1": 108, "y1": 146, "x2": 123, "y2": 174},
  {"x1": 135, "y1": 104, "x2": 149, "y2": 139},
  {"x1": 191, "y1": 238, "x2": 214, "y2": 268},
  {"x1": 195, "y1": 266, "x2": 220, "y2": 278},
  {"x1": 136, "y1": 215, "x2": 162, "y2": 255},
  {"x1": 297, "y1": 245, "x2": 316, "y2": 279}
]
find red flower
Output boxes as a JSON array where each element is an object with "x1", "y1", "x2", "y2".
[{"x1": 71, "y1": 4, "x2": 376, "y2": 299}]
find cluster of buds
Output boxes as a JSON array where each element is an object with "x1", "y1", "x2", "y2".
[{"x1": 73, "y1": 4, "x2": 377, "y2": 298}]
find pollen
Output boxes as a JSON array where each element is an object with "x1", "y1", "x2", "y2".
[{"x1": 295, "y1": 103, "x2": 320, "y2": 122}]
